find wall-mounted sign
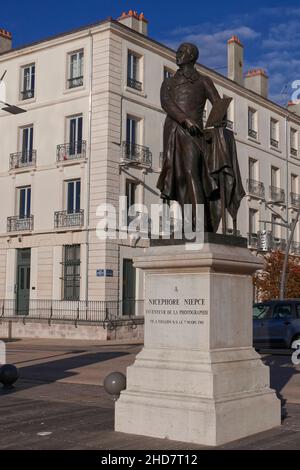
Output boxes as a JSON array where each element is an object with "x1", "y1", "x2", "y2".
[{"x1": 96, "y1": 269, "x2": 113, "y2": 277}]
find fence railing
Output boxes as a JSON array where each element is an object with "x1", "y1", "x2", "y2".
[
  {"x1": 269, "y1": 185, "x2": 285, "y2": 204},
  {"x1": 0, "y1": 299, "x2": 144, "y2": 323},
  {"x1": 54, "y1": 210, "x2": 84, "y2": 228},
  {"x1": 9, "y1": 150, "x2": 37, "y2": 170},
  {"x1": 122, "y1": 141, "x2": 152, "y2": 166},
  {"x1": 57, "y1": 140, "x2": 86, "y2": 162}
]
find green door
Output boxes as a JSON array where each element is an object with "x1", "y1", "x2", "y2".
[
  {"x1": 16, "y1": 248, "x2": 31, "y2": 315},
  {"x1": 122, "y1": 258, "x2": 136, "y2": 316}
]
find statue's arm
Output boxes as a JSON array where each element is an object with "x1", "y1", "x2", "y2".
[
  {"x1": 160, "y1": 80, "x2": 187, "y2": 124},
  {"x1": 204, "y1": 76, "x2": 221, "y2": 104}
]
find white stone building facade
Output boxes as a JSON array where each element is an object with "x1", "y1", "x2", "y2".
[{"x1": 0, "y1": 12, "x2": 299, "y2": 320}]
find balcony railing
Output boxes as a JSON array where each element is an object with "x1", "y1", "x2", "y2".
[
  {"x1": 291, "y1": 147, "x2": 298, "y2": 157},
  {"x1": 290, "y1": 192, "x2": 300, "y2": 207},
  {"x1": 248, "y1": 231, "x2": 289, "y2": 252},
  {"x1": 54, "y1": 210, "x2": 84, "y2": 229},
  {"x1": 248, "y1": 233, "x2": 259, "y2": 249},
  {"x1": 122, "y1": 142, "x2": 152, "y2": 167},
  {"x1": 272, "y1": 237, "x2": 286, "y2": 252},
  {"x1": 67, "y1": 76, "x2": 83, "y2": 88},
  {"x1": 270, "y1": 138, "x2": 279, "y2": 148},
  {"x1": 291, "y1": 241, "x2": 300, "y2": 255},
  {"x1": 127, "y1": 77, "x2": 142, "y2": 91},
  {"x1": 9, "y1": 150, "x2": 36, "y2": 170},
  {"x1": 269, "y1": 185, "x2": 285, "y2": 204},
  {"x1": 57, "y1": 140, "x2": 86, "y2": 162},
  {"x1": 248, "y1": 128, "x2": 258, "y2": 139},
  {"x1": 7, "y1": 215, "x2": 34, "y2": 232},
  {"x1": 247, "y1": 179, "x2": 265, "y2": 199},
  {"x1": 21, "y1": 89, "x2": 34, "y2": 100},
  {"x1": 226, "y1": 119, "x2": 234, "y2": 130}
]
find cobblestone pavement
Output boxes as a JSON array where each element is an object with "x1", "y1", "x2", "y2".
[{"x1": 0, "y1": 338, "x2": 300, "y2": 450}]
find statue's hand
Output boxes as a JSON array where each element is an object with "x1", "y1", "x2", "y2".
[{"x1": 181, "y1": 118, "x2": 203, "y2": 137}]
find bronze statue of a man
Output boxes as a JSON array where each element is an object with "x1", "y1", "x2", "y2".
[{"x1": 157, "y1": 43, "x2": 245, "y2": 233}]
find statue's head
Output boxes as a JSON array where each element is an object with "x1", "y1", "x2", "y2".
[{"x1": 176, "y1": 43, "x2": 199, "y2": 66}]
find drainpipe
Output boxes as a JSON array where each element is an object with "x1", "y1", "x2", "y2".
[{"x1": 85, "y1": 30, "x2": 93, "y2": 305}]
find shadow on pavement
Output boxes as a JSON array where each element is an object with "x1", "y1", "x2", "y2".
[
  {"x1": 1, "y1": 350, "x2": 130, "y2": 392},
  {"x1": 262, "y1": 352, "x2": 300, "y2": 421}
]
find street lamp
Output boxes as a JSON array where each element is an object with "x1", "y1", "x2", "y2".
[{"x1": 0, "y1": 70, "x2": 26, "y2": 115}]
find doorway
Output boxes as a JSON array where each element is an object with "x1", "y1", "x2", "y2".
[
  {"x1": 16, "y1": 248, "x2": 31, "y2": 315},
  {"x1": 122, "y1": 258, "x2": 136, "y2": 316}
]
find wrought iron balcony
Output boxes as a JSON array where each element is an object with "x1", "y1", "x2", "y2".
[
  {"x1": 54, "y1": 210, "x2": 84, "y2": 229},
  {"x1": 9, "y1": 150, "x2": 37, "y2": 170},
  {"x1": 269, "y1": 185, "x2": 285, "y2": 204},
  {"x1": 247, "y1": 179, "x2": 265, "y2": 199},
  {"x1": 270, "y1": 138, "x2": 279, "y2": 148},
  {"x1": 122, "y1": 142, "x2": 152, "y2": 167},
  {"x1": 21, "y1": 89, "x2": 34, "y2": 100},
  {"x1": 57, "y1": 140, "x2": 86, "y2": 162},
  {"x1": 248, "y1": 128, "x2": 258, "y2": 139},
  {"x1": 291, "y1": 147, "x2": 298, "y2": 157},
  {"x1": 67, "y1": 76, "x2": 83, "y2": 88},
  {"x1": 226, "y1": 119, "x2": 234, "y2": 130},
  {"x1": 290, "y1": 192, "x2": 300, "y2": 207},
  {"x1": 7, "y1": 215, "x2": 34, "y2": 232},
  {"x1": 271, "y1": 237, "x2": 286, "y2": 252},
  {"x1": 291, "y1": 241, "x2": 300, "y2": 255},
  {"x1": 127, "y1": 77, "x2": 142, "y2": 91},
  {"x1": 248, "y1": 233, "x2": 259, "y2": 249}
]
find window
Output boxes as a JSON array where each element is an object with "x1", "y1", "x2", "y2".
[
  {"x1": 270, "y1": 118, "x2": 279, "y2": 148},
  {"x1": 248, "y1": 107, "x2": 257, "y2": 139},
  {"x1": 21, "y1": 64, "x2": 35, "y2": 100},
  {"x1": 291, "y1": 128, "x2": 298, "y2": 156},
  {"x1": 68, "y1": 115, "x2": 83, "y2": 155},
  {"x1": 272, "y1": 304, "x2": 293, "y2": 320},
  {"x1": 253, "y1": 304, "x2": 271, "y2": 320},
  {"x1": 248, "y1": 158, "x2": 257, "y2": 181},
  {"x1": 21, "y1": 126, "x2": 34, "y2": 164},
  {"x1": 271, "y1": 166, "x2": 279, "y2": 188},
  {"x1": 66, "y1": 180, "x2": 81, "y2": 214},
  {"x1": 62, "y1": 244, "x2": 80, "y2": 300},
  {"x1": 249, "y1": 208, "x2": 258, "y2": 236},
  {"x1": 164, "y1": 67, "x2": 174, "y2": 80},
  {"x1": 291, "y1": 174, "x2": 298, "y2": 194},
  {"x1": 18, "y1": 186, "x2": 31, "y2": 218},
  {"x1": 271, "y1": 214, "x2": 281, "y2": 238},
  {"x1": 126, "y1": 180, "x2": 137, "y2": 224},
  {"x1": 127, "y1": 51, "x2": 142, "y2": 91},
  {"x1": 68, "y1": 50, "x2": 84, "y2": 88}
]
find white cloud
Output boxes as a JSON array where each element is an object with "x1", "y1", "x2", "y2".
[{"x1": 159, "y1": 8, "x2": 300, "y2": 106}]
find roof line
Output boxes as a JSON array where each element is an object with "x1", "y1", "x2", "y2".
[{"x1": 0, "y1": 17, "x2": 296, "y2": 117}]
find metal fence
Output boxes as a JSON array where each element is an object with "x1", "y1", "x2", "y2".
[{"x1": 0, "y1": 299, "x2": 144, "y2": 324}]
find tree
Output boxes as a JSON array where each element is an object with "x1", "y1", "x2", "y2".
[{"x1": 253, "y1": 250, "x2": 300, "y2": 301}]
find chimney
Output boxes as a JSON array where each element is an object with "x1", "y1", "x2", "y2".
[
  {"x1": 227, "y1": 36, "x2": 244, "y2": 86},
  {"x1": 0, "y1": 29, "x2": 12, "y2": 53},
  {"x1": 288, "y1": 101, "x2": 300, "y2": 117},
  {"x1": 244, "y1": 69, "x2": 269, "y2": 98},
  {"x1": 117, "y1": 11, "x2": 148, "y2": 35}
]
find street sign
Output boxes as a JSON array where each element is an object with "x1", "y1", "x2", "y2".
[{"x1": 96, "y1": 269, "x2": 113, "y2": 277}]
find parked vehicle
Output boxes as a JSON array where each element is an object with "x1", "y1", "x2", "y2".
[{"x1": 253, "y1": 299, "x2": 300, "y2": 349}]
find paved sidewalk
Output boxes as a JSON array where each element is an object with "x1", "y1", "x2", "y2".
[{"x1": 0, "y1": 338, "x2": 300, "y2": 450}]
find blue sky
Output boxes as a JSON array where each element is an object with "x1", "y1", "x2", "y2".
[{"x1": 2, "y1": 1, "x2": 299, "y2": 105}]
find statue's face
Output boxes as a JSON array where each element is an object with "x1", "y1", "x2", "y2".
[{"x1": 176, "y1": 45, "x2": 194, "y2": 66}]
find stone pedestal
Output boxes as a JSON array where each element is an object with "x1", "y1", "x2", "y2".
[{"x1": 115, "y1": 242, "x2": 281, "y2": 446}]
